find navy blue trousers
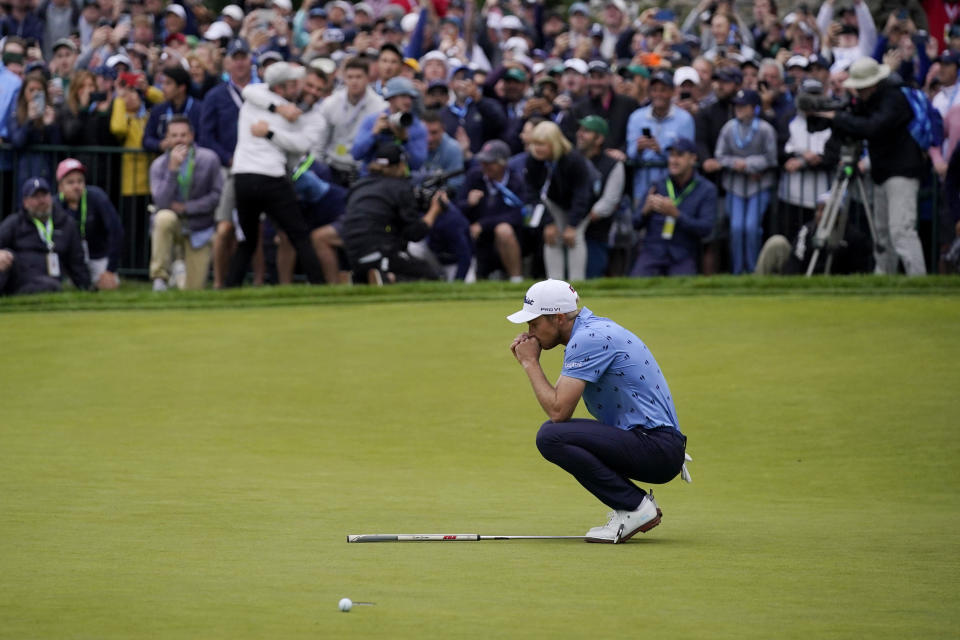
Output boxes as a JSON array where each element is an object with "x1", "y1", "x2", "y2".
[{"x1": 536, "y1": 420, "x2": 686, "y2": 511}]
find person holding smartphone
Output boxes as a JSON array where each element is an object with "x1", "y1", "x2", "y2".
[
  {"x1": 625, "y1": 70, "x2": 695, "y2": 208},
  {"x1": 9, "y1": 71, "x2": 61, "y2": 205}
]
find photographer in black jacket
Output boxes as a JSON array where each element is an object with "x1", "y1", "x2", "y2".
[
  {"x1": 339, "y1": 141, "x2": 447, "y2": 284},
  {"x1": 812, "y1": 57, "x2": 927, "y2": 275}
]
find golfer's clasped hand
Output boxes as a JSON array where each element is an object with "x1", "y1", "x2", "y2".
[{"x1": 511, "y1": 333, "x2": 542, "y2": 366}]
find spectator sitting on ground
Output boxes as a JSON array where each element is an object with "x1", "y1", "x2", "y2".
[
  {"x1": 0, "y1": 177, "x2": 91, "y2": 295},
  {"x1": 56, "y1": 158, "x2": 123, "y2": 290},
  {"x1": 457, "y1": 139, "x2": 527, "y2": 282},
  {"x1": 148, "y1": 115, "x2": 223, "y2": 291}
]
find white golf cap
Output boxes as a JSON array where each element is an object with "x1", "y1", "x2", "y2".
[
  {"x1": 271, "y1": 0, "x2": 292, "y2": 11},
  {"x1": 204, "y1": 20, "x2": 234, "y2": 40},
  {"x1": 264, "y1": 61, "x2": 305, "y2": 86},
  {"x1": 221, "y1": 4, "x2": 244, "y2": 21},
  {"x1": 563, "y1": 58, "x2": 588, "y2": 75},
  {"x1": 164, "y1": 4, "x2": 186, "y2": 20},
  {"x1": 500, "y1": 15, "x2": 524, "y2": 31},
  {"x1": 507, "y1": 279, "x2": 580, "y2": 323},
  {"x1": 674, "y1": 65, "x2": 700, "y2": 86}
]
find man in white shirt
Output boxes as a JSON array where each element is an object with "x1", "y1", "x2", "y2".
[
  {"x1": 317, "y1": 56, "x2": 386, "y2": 184},
  {"x1": 226, "y1": 62, "x2": 326, "y2": 286}
]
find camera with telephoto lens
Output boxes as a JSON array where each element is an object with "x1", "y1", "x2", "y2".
[
  {"x1": 388, "y1": 111, "x2": 414, "y2": 129},
  {"x1": 413, "y1": 168, "x2": 466, "y2": 211}
]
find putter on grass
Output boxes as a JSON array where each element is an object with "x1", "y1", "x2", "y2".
[{"x1": 347, "y1": 534, "x2": 586, "y2": 542}]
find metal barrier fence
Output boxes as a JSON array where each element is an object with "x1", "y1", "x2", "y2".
[{"x1": 0, "y1": 144, "x2": 155, "y2": 278}]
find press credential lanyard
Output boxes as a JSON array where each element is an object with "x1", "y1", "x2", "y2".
[
  {"x1": 58, "y1": 190, "x2": 87, "y2": 238},
  {"x1": 32, "y1": 216, "x2": 60, "y2": 277},
  {"x1": 662, "y1": 178, "x2": 697, "y2": 240}
]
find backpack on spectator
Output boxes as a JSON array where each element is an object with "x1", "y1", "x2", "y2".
[{"x1": 900, "y1": 87, "x2": 944, "y2": 150}]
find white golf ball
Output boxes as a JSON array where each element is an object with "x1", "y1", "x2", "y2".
[{"x1": 338, "y1": 598, "x2": 353, "y2": 612}]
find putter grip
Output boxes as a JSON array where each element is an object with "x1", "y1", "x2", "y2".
[{"x1": 347, "y1": 534, "x2": 481, "y2": 542}]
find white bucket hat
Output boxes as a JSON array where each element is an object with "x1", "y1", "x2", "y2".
[
  {"x1": 507, "y1": 280, "x2": 580, "y2": 323},
  {"x1": 843, "y1": 57, "x2": 890, "y2": 90}
]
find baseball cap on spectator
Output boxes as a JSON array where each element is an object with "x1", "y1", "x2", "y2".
[
  {"x1": 52, "y1": 37, "x2": 77, "y2": 53},
  {"x1": 674, "y1": 65, "x2": 700, "y2": 86},
  {"x1": 264, "y1": 61, "x2": 305, "y2": 86},
  {"x1": 354, "y1": 2, "x2": 373, "y2": 16},
  {"x1": 308, "y1": 7, "x2": 327, "y2": 18},
  {"x1": 506, "y1": 279, "x2": 579, "y2": 323},
  {"x1": 106, "y1": 53, "x2": 132, "y2": 69},
  {"x1": 326, "y1": 0, "x2": 354, "y2": 19},
  {"x1": 421, "y1": 50, "x2": 447, "y2": 67},
  {"x1": 383, "y1": 76, "x2": 418, "y2": 99},
  {"x1": 501, "y1": 15, "x2": 523, "y2": 31},
  {"x1": 665, "y1": 137, "x2": 697, "y2": 154},
  {"x1": 165, "y1": 32, "x2": 186, "y2": 46},
  {"x1": 939, "y1": 51, "x2": 960, "y2": 66},
  {"x1": 427, "y1": 79, "x2": 449, "y2": 91},
  {"x1": 204, "y1": 21, "x2": 233, "y2": 41},
  {"x1": 25, "y1": 61, "x2": 49, "y2": 78},
  {"x1": 310, "y1": 57, "x2": 337, "y2": 75},
  {"x1": 272, "y1": 0, "x2": 292, "y2": 11},
  {"x1": 226, "y1": 38, "x2": 250, "y2": 57},
  {"x1": 403, "y1": 57, "x2": 420, "y2": 72},
  {"x1": 578, "y1": 115, "x2": 609, "y2": 137},
  {"x1": 221, "y1": 4, "x2": 244, "y2": 21},
  {"x1": 504, "y1": 36, "x2": 529, "y2": 54},
  {"x1": 258, "y1": 50, "x2": 284, "y2": 66},
  {"x1": 165, "y1": 4, "x2": 186, "y2": 20},
  {"x1": 21, "y1": 176, "x2": 51, "y2": 199},
  {"x1": 649, "y1": 69, "x2": 674, "y2": 87},
  {"x1": 587, "y1": 60, "x2": 610, "y2": 74},
  {"x1": 475, "y1": 139, "x2": 511, "y2": 164},
  {"x1": 808, "y1": 53, "x2": 829, "y2": 69},
  {"x1": 56, "y1": 158, "x2": 86, "y2": 182},
  {"x1": 535, "y1": 75, "x2": 558, "y2": 88},
  {"x1": 589, "y1": 23, "x2": 604, "y2": 38},
  {"x1": 94, "y1": 65, "x2": 117, "y2": 79},
  {"x1": 503, "y1": 67, "x2": 528, "y2": 83},
  {"x1": 451, "y1": 63, "x2": 475, "y2": 77},
  {"x1": 373, "y1": 141, "x2": 405, "y2": 165},
  {"x1": 618, "y1": 64, "x2": 650, "y2": 79},
  {"x1": 800, "y1": 78, "x2": 824, "y2": 94},
  {"x1": 568, "y1": 2, "x2": 589, "y2": 16},
  {"x1": 739, "y1": 57, "x2": 760, "y2": 70},
  {"x1": 605, "y1": 0, "x2": 627, "y2": 13},
  {"x1": 714, "y1": 67, "x2": 742, "y2": 83},
  {"x1": 786, "y1": 55, "x2": 809, "y2": 70},
  {"x1": 563, "y1": 58, "x2": 588, "y2": 75},
  {"x1": 732, "y1": 88, "x2": 761, "y2": 106}
]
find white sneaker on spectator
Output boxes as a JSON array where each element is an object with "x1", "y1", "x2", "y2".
[
  {"x1": 585, "y1": 493, "x2": 662, "y2": 543},
  {"x1": 170, "y1": 259, "x2": 186, "y2": 289},
  {"x1": 152, "y1": 278, "x2": 168, "y2": 292}
]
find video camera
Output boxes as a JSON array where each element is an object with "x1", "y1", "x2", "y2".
[
  {"x1": 414, "y1": 167, "x2": 466, "y2": 211},
  {"x1": 796, "y1": 89, "x2": 851, "y2": 133}
]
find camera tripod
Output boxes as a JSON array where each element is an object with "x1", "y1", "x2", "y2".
[{"x1": 805, "y1": 141, "x2": 881, "y2": 276}]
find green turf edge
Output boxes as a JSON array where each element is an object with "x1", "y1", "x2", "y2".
[{"x1": 1, "y1": 275, "x2": 958, "y2": 313}]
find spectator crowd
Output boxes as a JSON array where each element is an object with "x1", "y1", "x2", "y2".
[{"x1": 2, "y1": 0, "x2": 960, "y2": 294}]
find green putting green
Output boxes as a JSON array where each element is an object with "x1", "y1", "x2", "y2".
[{"x1": 1, "y1": 290, "x2": 957, "y2": 638}]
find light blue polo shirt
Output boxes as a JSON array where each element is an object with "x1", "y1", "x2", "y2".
[{"x1": 560, "y1": 307, "x2": 681, "y2": 432}]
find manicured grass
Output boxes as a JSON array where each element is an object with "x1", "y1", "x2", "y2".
[{"x1": 1, "y1": 292, "x2": 957, "y2": 638}]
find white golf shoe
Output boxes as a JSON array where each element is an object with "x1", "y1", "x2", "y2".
[{"x1": 585, "y1": 493, "x2": 662, "y2": 544}]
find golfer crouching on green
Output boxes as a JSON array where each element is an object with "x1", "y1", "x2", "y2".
[{"x1": 508, "y1": 279, "x2": 691, "y2": 543}]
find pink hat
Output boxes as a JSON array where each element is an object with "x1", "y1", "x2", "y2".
[{"x1": 56, "y1": 158, "x2": 86, "y2": 182}]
